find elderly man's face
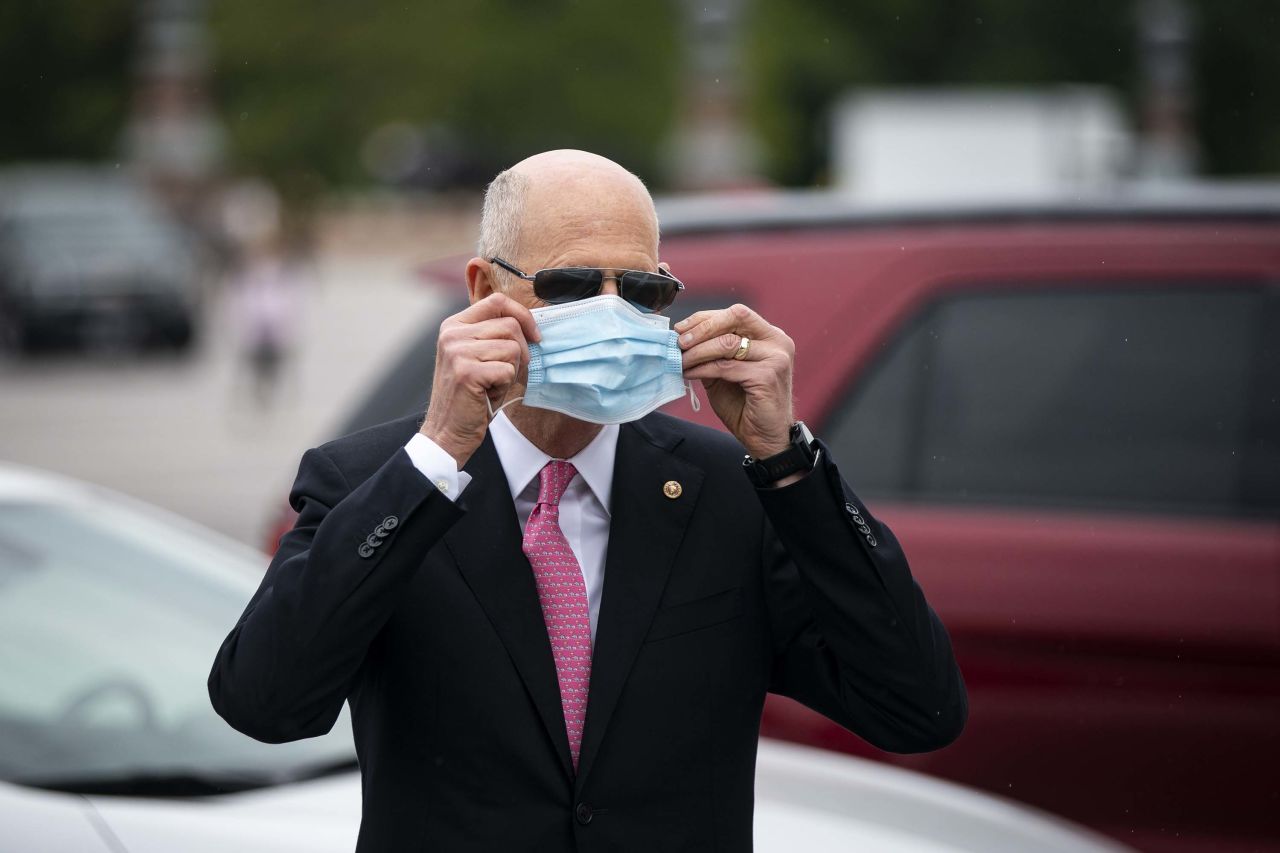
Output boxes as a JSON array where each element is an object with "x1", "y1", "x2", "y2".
[{"x1": 499, "y1": 170, "x2": 661, "y2": 311}]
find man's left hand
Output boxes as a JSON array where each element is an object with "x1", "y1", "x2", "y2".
[{"x1": 677, "y1": 303, "x2": 795, "y2": 460}]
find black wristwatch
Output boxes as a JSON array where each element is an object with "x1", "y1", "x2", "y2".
[{"x1": 743, "y1": 421, "x2": 819, "y2": 487}]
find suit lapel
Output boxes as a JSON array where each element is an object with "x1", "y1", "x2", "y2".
[
  {"x1": 442, "y1": 435, "x2": 575, "y2": 781},
  {"x1": 576, "y1": 416, "x2": 705, "y2": 787}
]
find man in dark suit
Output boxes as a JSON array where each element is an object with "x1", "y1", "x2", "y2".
[{"x1": 209, "y1": 150, "x2": 966, "y2": 851}]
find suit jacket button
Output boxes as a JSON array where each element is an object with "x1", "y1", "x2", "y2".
[
  {"x1": 574, "y1": 802, "x2": 593, "y2": 825},
  {"x1": 366, "y1": 533, "x2": 382, "y2": 548},
  {"x1": 382, "y1": 515, "x2": 399, "y2": 530},
  {"x1": 357, "y1": 543, "x2": 375, "y2": 558},
  {"x1": 844, "y1": 502, "x2": 857, "y2": 515}
]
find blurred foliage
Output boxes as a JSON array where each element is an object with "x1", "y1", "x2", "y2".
[
  {"x1": 2, "y1": 0, "x2": 1276, "y2": 193},
  {"x1": 1195, "y1": 3, "x2": 1280, "y2": 178},
  {"x1": 744, "y1": 0, "x2": 1280, "y2": 184},
  {"x1": 209, "y1": 0, "x2": 683, "y2": 199},
  {"x1": 0, "y1": 0, "x2": 134, "y2": 163}
]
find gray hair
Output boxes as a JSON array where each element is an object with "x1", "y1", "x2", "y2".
[{"x1": 477, "y1": 169, "x2": 529, "y2": 276}]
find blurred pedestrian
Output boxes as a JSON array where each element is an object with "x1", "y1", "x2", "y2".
[{"x1": 228, "y1": 231, "x2": 305, "y2": 410}]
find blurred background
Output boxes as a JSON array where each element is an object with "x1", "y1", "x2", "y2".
[
  {"x1": 1, "y1": 1, "x2": 1277, "y2": 852},
  {"x1": 2, "y1": 0, "x2": 1278, "y2": 538}
]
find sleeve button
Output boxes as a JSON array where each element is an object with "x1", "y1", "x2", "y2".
[
  {"x1": 382, "y1": 515, "x2": 399, "y2": 529},
  {"x1": 357, "y1": 543, "x2": 375, "y2": 558}
]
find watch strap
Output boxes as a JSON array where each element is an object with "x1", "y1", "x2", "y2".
[{"x1": 743, "y1": 422, "x2": 817, "y2": 487}]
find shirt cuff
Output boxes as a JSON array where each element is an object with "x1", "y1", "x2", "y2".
[{"x1": 404, "y1": 433, "x2": 473, "y2": 501}]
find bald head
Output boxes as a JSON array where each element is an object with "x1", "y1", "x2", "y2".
[
  {"x1": 509, "y1": 149, "x2": 652, "y2": 209},
  {"x1": 477, "y1": 150, "x2": 659, "y2": 283}
]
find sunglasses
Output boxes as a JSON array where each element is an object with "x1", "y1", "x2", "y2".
[{"x1": 489, "y1": 257, "x2": 684, "y2": 313}]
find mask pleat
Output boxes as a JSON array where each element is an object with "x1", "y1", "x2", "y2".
[{"x1": 522, "y1": 294, "x2": 689, "y2": 424}]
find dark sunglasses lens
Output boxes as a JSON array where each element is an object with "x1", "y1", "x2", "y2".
[
  {"x1": 621, "y1": 272, "x2": 681, "y2": 311},
  {"x1": 533, "y1": 268, "x2": 602, "y2": 304}
]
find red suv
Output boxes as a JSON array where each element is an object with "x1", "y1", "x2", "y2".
[{"x1": 275, "y1": 190, "x2": 1280, "y2": 852}]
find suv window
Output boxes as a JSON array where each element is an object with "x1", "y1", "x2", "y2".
[{"x1": 826, "y1": 285, "x2": 1274, "y2": 517}]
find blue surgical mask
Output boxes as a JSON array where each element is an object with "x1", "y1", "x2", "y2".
[{"x1": 511, "y1": 294, "x2": 694, "y2": 425}]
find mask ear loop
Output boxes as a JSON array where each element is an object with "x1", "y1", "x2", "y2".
[
  {"x1": 685, "y1": 380, "x2": 701, "y2": 413},
  {"x1": 486, "y1": 388, "x2": 524, "y2": 421}
]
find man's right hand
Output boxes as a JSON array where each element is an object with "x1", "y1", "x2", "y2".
[{"x1": 420, "y1": 293, "x2": 540, "y2": 468}]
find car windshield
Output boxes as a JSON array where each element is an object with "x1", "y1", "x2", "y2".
[{"x1": 0, "y1": 495, "x2": 356, "y2": 795}]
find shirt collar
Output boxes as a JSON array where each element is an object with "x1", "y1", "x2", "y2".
[{"x1": 488, "y1": 412, "x2": 617, "y2": 515}]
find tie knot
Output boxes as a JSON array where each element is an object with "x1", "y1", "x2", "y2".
[{"x1": 536, "y1": 460, "x2": 578, "y2": 507}]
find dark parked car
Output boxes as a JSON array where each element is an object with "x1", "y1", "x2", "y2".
[
  {"x1": 0, "y1": 166, "x2": 201, "y2": 352},
  {"x1": 268, "y1": 187, "x2": 1280, "y2": 853}
]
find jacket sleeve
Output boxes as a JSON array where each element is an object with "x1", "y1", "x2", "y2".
[
  {"x1": 757, "y1": 440, "x2": 968, "y2": 753},
  {"x1": 208, "y1": 446, "x2": 464, "y2": 743}
]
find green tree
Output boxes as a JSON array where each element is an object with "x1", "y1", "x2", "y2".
[
  {"x1": 209, "y1": 0, "x2": 684, "y2": 197},
  {"x1": 744, "y1": 0, "x2": 1280, "y2": 185},
  {"x1": 7, "y1": 1, "x2": 1273, "y2": 192},
  {"x1": 0, "y1": 0, "x2": 134, "y2": 162},
  {"x1": 1195, "y1": 2, "x2": 1280, "y2": 177}
]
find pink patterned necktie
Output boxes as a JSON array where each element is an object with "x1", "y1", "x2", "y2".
[{"x1": 521, "y1": 460, "x2": 592, "y2": 771}]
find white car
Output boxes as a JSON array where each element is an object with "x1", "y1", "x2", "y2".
[{"x1": 0, "y1": 462, "x2": 1126, "y2": 852}]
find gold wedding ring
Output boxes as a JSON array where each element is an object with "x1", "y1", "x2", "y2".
[{"x1": 732, "y1": 336, "x2": 751, "y2": 360}]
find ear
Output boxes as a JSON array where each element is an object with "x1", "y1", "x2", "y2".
[{"x1": 465, "y1": 257, "x2": 496, "y2": 305}]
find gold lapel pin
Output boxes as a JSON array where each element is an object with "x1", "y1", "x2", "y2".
[{"x1": 663, "y1": 480, "x2": 682, "y2": 499}]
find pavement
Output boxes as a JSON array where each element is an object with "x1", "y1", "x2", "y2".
[{"x1": 0, "y1": 205, "x2": 472, "y2": 548}]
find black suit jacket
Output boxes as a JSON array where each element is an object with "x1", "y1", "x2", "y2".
[{"x1": 209, "y1": 412, "x2": 966, "y2": 852}]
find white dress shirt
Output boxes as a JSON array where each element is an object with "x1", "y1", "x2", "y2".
[{"x1": 403, "y1": 413, "x2": 618, "y2": 642}]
